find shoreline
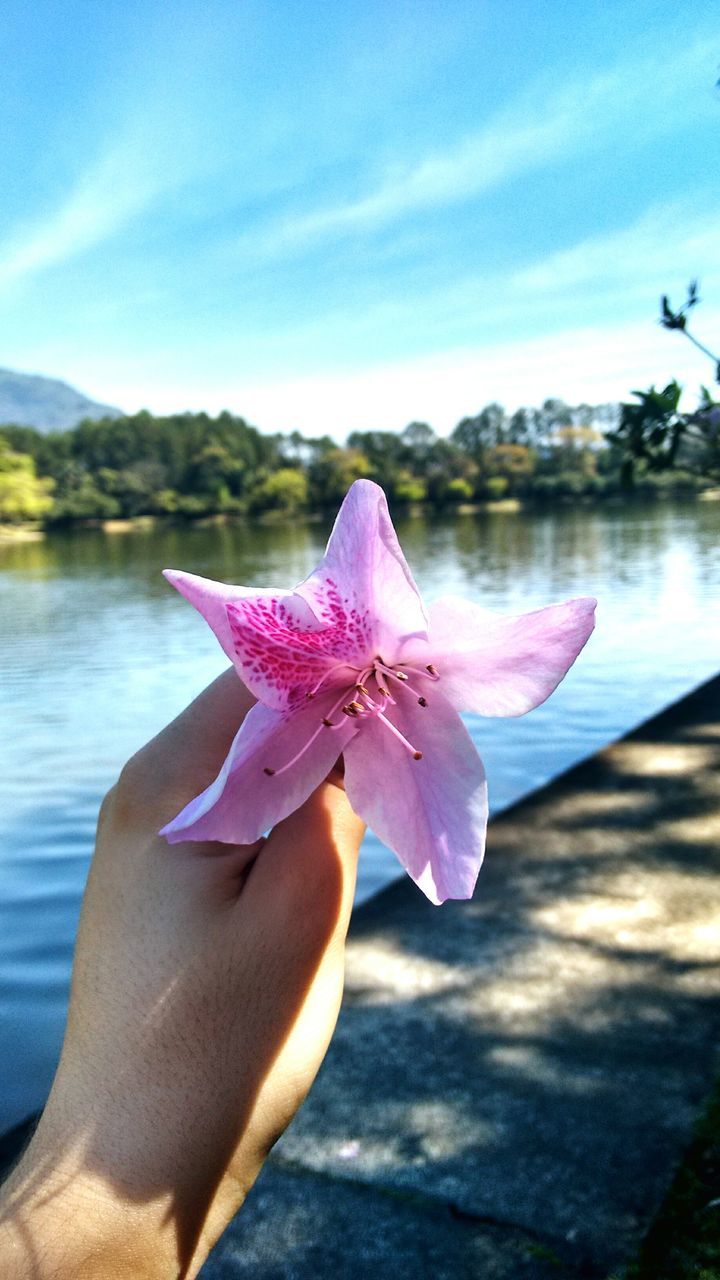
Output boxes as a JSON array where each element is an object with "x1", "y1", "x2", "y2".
[{"x1": 0, "y1": 486, "x2": 714, "y2": 543}]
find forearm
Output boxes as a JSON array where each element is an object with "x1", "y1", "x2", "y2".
[{"x1": 0, "y1": 673, "x2": 362, "y2": 1278}]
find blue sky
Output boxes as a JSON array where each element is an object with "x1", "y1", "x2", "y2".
[{"x1": 1, "y1": 0, "x2": 718, "y2": 437}]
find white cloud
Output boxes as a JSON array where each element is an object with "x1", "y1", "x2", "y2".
[
  {"x1": 511, "y1": 203, "x2": 720, "y2": 298},
  {"x1": 0, "y1": 25, "x2": 219, "y2": 297},
  {"x1": 13, "y1": 187, "x2": 719, "y2": 438},
  {"x1": 241, "y1": 33, "x2": 718, "y2": 260},
  {"x1": 0, "y1": 142, "x2": 166, "y2": 294},
  {"x1": 97, "y1": 311, "x2": 720, "y2": 439},
  {"x1": 192, "y1": 198, "x2": 720, "y2": 379}
]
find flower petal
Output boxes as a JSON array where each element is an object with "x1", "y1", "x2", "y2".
[
  {"x1": 295, "y1": 479, "x2": 427, "y2": 655},
  {"x1": 161, "y1": 689, "x2": 358, "y2": 845},
  {"x1": 163, "y1": 569, "x2": 283, "y2": 666},
  {"x1": 164, "y1": 570, "x2": 343, "y2": 709},
  {"x1": 404, "y1": 596, "x2": 596, "y2": 716},
  {"x1": 343, "y1": 690, "x2": 487, "y2": 904},
  {"x1": 226, "y1": 592, "x2": 365, "y2": 711}
]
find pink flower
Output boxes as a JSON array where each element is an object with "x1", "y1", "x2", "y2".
[{"x1": 161, "y1": 480, "x2": 595, "y2": 904}]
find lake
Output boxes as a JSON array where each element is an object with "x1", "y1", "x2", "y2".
[{"x1": 0, "y1": 500, "x2": 717, "y2": 1132}]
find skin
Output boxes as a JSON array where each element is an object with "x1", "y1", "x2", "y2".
[{"x1": 0, "y1": 669, "x2": 365, "y2": 1279}]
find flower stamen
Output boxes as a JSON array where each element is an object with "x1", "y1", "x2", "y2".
[
  {"x1": 264, "y1": 688, "x2": 352, "y2": 775},
  {"x1": 388, "y1": 661, "x2": 441, "y2": 683},
  {"x1": 374, "y1": 661, "x2": 429, "y2": 705},
  {"x1": 265, "y1": 654, "x2": 431, "y2": 780},
  {"x1": 376, "y1": 711, "x2": 423, "y2": 760},
  {"x1": 305, "y1": 661, "x2": 356, "y2": 699}
]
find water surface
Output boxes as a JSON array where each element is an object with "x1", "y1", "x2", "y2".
[{"x1": 1, "y1": 501, "x2": 717, "y2": 1130}]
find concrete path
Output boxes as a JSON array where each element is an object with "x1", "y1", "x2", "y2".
[{"x1": 203, "y1": 676, "x2": 720, "y2": 1278}]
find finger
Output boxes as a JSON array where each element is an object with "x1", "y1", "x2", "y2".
[
  {"x1": 325, "y1": 754, "x2": 346, "y2": 792},
  {"x1": 121, "y1": 668, "x2": 255, "y2": 825},
  {"x1": 156, "y1": 666, "x2": 255, "y2": 775}
]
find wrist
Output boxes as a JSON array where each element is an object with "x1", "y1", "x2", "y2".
[
  {"x1": 0, "y1": 1132, "x2": 178, "y2": 1280},
  {"x1": 0, "y1": 1081, "x2": 250, "y2": 1280}
]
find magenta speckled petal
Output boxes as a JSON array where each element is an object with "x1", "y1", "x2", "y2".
[
  {"x1": 163, "y1": 569, "x2": 283, "y2": 666},
  {"x1": 162, "y1": 481, "x2": 597, "y2": 905},
  {"x1": 225, "y1": 591, "x2": 367, "y2": 712},
  {"x1": 343, "y1": 690, "x2": 487, "y2": 905}
]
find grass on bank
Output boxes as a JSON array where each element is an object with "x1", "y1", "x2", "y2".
[{"x1": 619, "y1": 1078, "x2": 720, "y2": 1280}]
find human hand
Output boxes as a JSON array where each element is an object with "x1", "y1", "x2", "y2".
[{"x1": 0, "y1": 669, "x2": 364, "y2": 1279}]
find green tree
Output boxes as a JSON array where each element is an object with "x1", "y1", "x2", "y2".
[
  {"x1": 609, "y1": 284, "x2": 720, "y2": 483},
  {"x1": 507, "y1": 408, "x2": 532, "y2": 446},
  {"x1": 49, "y1": 475, "x2": 121, "y2": 523},
  {"x1": 611, "y1": 381, "x2": 720, "y2": 484},
  {"x1": 425, "y1": 439, "x2": 478, "y2": 506},
  {"x1": 97, "y1": 463, "x2": 169, "y2": 517},
  {"x1": 0, "y1": 441, "x2": 55, "y2": 522},
  {"x1": 451, "y1": 402, "x2": 507, "y2": 464},
  {"x1": 400, "y1": 421, "x2": 436, "y2": 475},
  {"x1": 249, "y1": 468, "x2": 309, "y2": 514},
  {"x1": 346, "y1": 430, "x2": 404, "y2": 476},
  {"x1": 484, "y1": 475, "x2": 509, "y2": 500},
  {"x1": 393, "y1": 470, "x2": 427, "y2": 503},
  {"x1": 443, "y1": 476, "x2": 474, "y2": 503},
  {"x1": 187, "y1": 443, "x2": 244, "y2": 506},
  {"x1": 307, "y1": 446, "x2": 370, "y2": 508},
  {"x1": 483, "y1": 443, "x2": 537, "y2": 496}
]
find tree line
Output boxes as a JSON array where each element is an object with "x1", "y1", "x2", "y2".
[{"x1": 0, "y1": 396, "x2": 706, "y2": 526}]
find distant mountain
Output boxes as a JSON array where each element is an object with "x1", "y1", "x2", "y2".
[{"x1": 0, "y1": 367, "x2": 122, "y2": 431}]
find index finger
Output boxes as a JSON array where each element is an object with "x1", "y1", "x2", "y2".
[{"x1": 122, "y1": 668, "x2": 256, "y2": 827}]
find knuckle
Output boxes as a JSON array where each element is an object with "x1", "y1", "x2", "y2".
[
  {"x1": 112, "y1": 752, "x2": 153, "y2": 828},
  {"x1": 96, "y1": 782, "x2": 118, "y2": 834}
]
